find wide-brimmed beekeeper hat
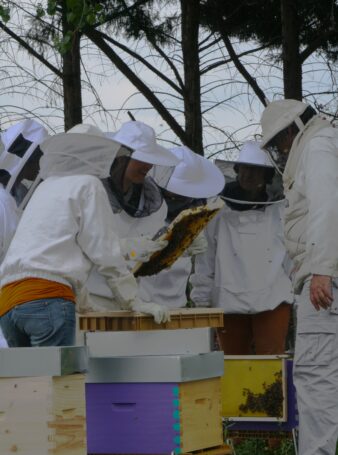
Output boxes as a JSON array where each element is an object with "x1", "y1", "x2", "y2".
[
  {"x1": 236, "y1": 141, "x2": 274, "y2": 167},
  {"x1": 40, "y1": 124, "x2": 122, "y2": 179},
  {"x1": 152, "y1": 145, "x2": 225, "y2": 198},
  {"x1": 110, "y1": 121, "x2": 180, "y2": 167},
  {"x1": 215, "y1": 141, "x2": 284, "y2": 204},
  {"x1": 260, "y1": 99, "x2": 310, "y2": 148}
]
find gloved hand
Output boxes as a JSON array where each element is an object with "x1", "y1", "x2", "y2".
[
  {"x1": 120, "y1": 236, "x2": 168, "y2": 262},
  {"x1": 184, "y1": 232, "x2": 208, "y2": 256},
  {"x1": 131, "y1": 298, "x2": 171, "y2": 324}
]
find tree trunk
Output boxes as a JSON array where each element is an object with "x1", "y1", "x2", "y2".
[
  {"x1": 181, "y1": 0, "x2": 203, "y2": 155},
  {"x1": 62, "y1": 3, "x2": 82, "y2": 131},
  {"x1": 281, "y1": 0, "x2": 302, "y2": 100}
]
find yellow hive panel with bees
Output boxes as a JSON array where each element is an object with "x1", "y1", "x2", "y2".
[{"x1": 221, "y1": 355, "x2": 287, "y2": 422}]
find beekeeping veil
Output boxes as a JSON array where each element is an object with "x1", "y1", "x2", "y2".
[
  {"x1": 216, "y1": 141, "x2": 284, "y2": 209},
  {"x1": 0, "y1": 119, "x2": 49, "y2": 209},
  {"x1": 40, "y1": 124, "x2": 123, "y2": 180},
  {"x1": 260, "y1": 99, "x2": 310, "y2": 174}
]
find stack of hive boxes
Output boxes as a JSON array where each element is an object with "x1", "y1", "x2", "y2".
[
  {"x1": 80, "y1": 308, "x2": 230, "y2": 455},
  {"x1": 0, "y1": 346, "x2": 88, "y2": 455}
]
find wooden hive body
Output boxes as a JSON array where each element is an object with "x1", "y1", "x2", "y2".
[
  {"x1": 86, "y1": 377, "x2": 223, "y2": 454},
  {"x1": 0, "y1": 374, "x2": 87, "y2": 455},
  {"x1": 79, "y1": 309, "x2": 224, "y2": 332}
]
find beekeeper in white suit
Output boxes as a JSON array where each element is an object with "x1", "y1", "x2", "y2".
[
  {"x1": 0, "y1": 119, "x2": 49, "y2": 347},
  {"x1": 191, "y1": 141, "x2": 294, "y2": 354},
  {"x1": 138, "y1": 145, "x2": 225, "y2": 308},
  {"x1": 260, "y1": 99, "x2": 338, "y2": 455},
  {"x1": 84, "y1": 120, "x2": 181, "y2": 312},
  {"x1": 0, "y1": 124, "x2": 170, "y2": 348}
]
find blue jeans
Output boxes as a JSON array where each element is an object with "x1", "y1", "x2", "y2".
[{"x1": 0, "y1": 298, "x2": 75, "y2": 347}]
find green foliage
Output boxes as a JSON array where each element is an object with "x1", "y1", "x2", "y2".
[
  {"x1": 36, "y1": 3, "x2": 46, "y2": 19},
  {"x1": 234, "y1": 438, "x2": 296, "y2": 455},
  {"x1": 200, "y1": 0, "x2": 338, "y2": 61},
  {"x1": 0, "y1": 3, "x2": 10, "y2": 22},
  {"x1": 30, "y1": 0, "x2": 175, "y2": 54},
  {"x1": 47, "y1": 0, "x2": 57, "y2": 16}
]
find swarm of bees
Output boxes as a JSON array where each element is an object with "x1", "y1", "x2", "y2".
[{"x1": 239, "y1": 371, "x2": 284, "y2": 418}]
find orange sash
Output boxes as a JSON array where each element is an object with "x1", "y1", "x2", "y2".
[{"x1": 0, "y1": 278, "x2": 75, "y2": 317}]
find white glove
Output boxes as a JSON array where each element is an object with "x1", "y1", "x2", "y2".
[
  {"x1": 131, "y1": 298, "x2": 171, "y2": 324},
  {"x1": 120, "y1": 236, "x2": 168, "y2": 262},
  {"x1": 184, "y1": 232, "x2": 208, "y2": 256}
]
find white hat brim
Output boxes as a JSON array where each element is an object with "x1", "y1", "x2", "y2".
[
  {"x1": 166, "y1": 158, "x2": 225, "y2": 198},
  {"x1": 132, "y1": 143, "x2": 180, "y2": 167}
]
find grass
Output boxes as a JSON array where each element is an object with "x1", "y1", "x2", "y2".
[
  {"x1": 232, "y1": 439, "x2": 296, "y2": 455},
  {"x1": 231, "y1": 437, "x2": 338, "y2": 455}
]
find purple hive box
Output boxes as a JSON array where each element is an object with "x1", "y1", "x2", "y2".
[{"x1": 86, "y1": 382, "x2": 182, "y2": 454}]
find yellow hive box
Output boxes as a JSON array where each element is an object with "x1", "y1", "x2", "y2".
[
  {"x1": 79, "y1": 308, "x2": 224, "y2": 331},
  {"x1": 0, "y1": 374, "x2": 87, "y2": 455},
  {"x1": 221, "y1": 355, "x2": 287, "y2": 422}
]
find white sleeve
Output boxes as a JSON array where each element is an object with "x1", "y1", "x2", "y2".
[
  {"x1": 190, "y1": 215, "x2": 218, "y2": 304},
  {"x1": 0, "y1": 195, "x2": 19, "y2": 264},
  {"x1": 76, "y1": 178, "x2": 138, "y2": 306},
  {"x1": 304, "y1": 133, "x2": 338, "y2": 277}
]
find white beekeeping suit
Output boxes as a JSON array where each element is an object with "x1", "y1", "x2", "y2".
[
  {"x1": 191, "y1": 142, "x2": 293, "y2": 312},
  {"x1": 0, "y1": 119, "x2": 48, "y2": 347},
  {"x1": 0, "y1": 124, "x2": 170, "y2": 334},
  {"x1": 190, "y1": 199, "x2": 293, "y2": 312},
  {"x1": 191, "y1": 142, "x2": 294, "y2": 355},
  {"x1": 139, "y1": 145, "x2": 225, "y2": 308},
  {"x1": 260, "y1": 99, "x2": 338, "y2": 455},
  {"x1": 84, "y1": 121, "x2": 180, "y2": 313}
]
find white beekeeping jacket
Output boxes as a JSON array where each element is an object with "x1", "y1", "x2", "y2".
[
  {"x1": 85, "y1": 189, "x2": 168, "y2": 310},
  {"x1": 0, "y1": 186, "x2": 19, "y2": 264},
  {"x1": 1, "y1": 125, "x2": 139, "y2": 310},
  {"x1": 0, "y1": 175, "x2": 135, "y2": 303},
  {"x1": 191, "y1": 201, "x2": 294, "y2": 313},
  {"x1": 0, "y1": 119, "x2": 49, "y2": 261},
  {"x1": 138, "y1": 256, "x2": 192, "y2": 308}
]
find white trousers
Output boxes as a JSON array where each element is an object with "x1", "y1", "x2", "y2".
[{"x1": 294, "y1": 280, "x2": 338, "y2": 455}]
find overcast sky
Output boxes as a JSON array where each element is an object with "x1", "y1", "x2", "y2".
[{"x1": 0, "y1": 23, "x2": 337, "y2": 160}]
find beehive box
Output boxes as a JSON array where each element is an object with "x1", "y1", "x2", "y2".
[
  {"x1": 221, "y1": 355, "x2": 287, "y2": 422},
  {"x1": 79, "y1": 308, "x2": 224, "y2": 332},
  {"x1": 86, "y1": 352, "x2": 224, "y2": 454},
  {"x1": 84, "y1": 328, "x2": 212, "y2": 357},
  {"x1": 86, "y1": 378, "x2": 223, "y2": 454},
  {"x1": 0, "y1": 347, "x2": 88, "y2": 455},
  {"x1": 86, "y1": 352, "x2": 224, "y2": 383},
  {"x1": 227, "y1": 359, "x2": 298, "y2": 436}
]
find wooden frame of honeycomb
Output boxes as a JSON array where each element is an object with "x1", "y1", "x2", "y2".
[{"x1": 133, "y1": 197, "x2": 224, "y2": 277}]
